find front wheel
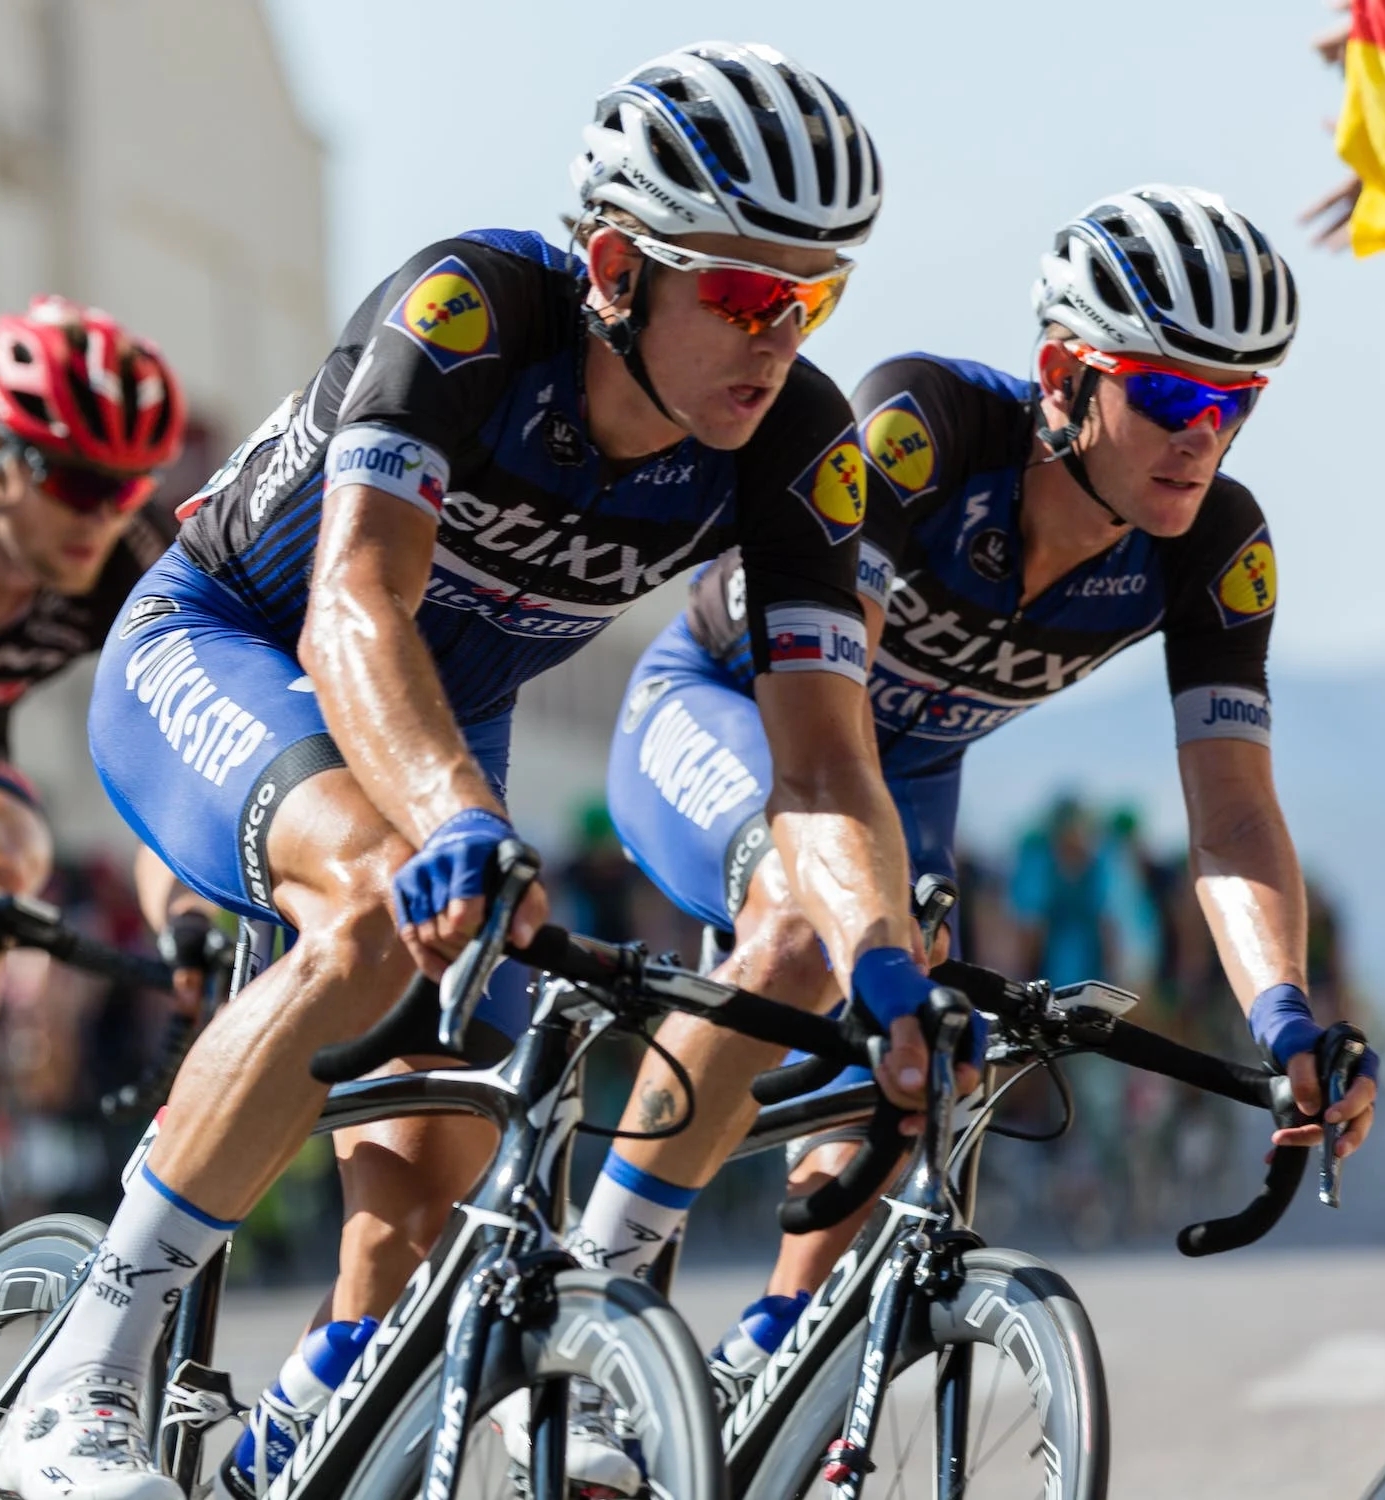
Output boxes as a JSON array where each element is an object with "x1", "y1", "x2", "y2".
[
  {"x1": 744, "y1": 1247, "x2": 1109, "y2": 1500},
  {"x1": 342, "y1": 1268, "x2": 728, "y2": 1500}
]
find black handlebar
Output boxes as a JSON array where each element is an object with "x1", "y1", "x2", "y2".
[
  {"x1": 310, "y1": 973, "x2": 443, "y2": 1084},
  {"x1": 307, "y1": 842, "x2": 1356, "y2": 1253},
  {"x1": 0, "y1": 894, "x2": 174, "y2": 991},
  {"x1": 914, "y1": 954, "x2": 1340, "y2": 1257},
  {"x1": 779, "y1": 1100, "x2": 908, "y2": 1235}
]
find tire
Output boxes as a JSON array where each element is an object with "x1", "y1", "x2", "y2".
[
  {"x1": 0, "y1": 1214, "x2": 106, "y2": 1406},
  {"x1": 340, "y1": 1269, "x2": 728, "y2": 1500},
  {"x1": 742, "y1": 1247, "x2": 1108, "y2": 1500}
]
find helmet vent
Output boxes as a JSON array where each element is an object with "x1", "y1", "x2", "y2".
[
  {"x1": 1127, "y1": 247, "x2": 1174, "y2": 313},
  {"x1": 11, "y1": 344, "x2": 32, "y2": 364},
  {"x1": 148, "y1": 388, "x2": 171, "y2": 448},
  {"x1": 717, "y1": 58, "x2": 771, "y2": 116},
  {"x1": 11, "y1": 392, "x2": 48, "y2": 425},
  {"x1": 646, "y1": 129, "x2": 703, "y2": 192},
  {"x1": 1148, "y1": 198, "x2": 1195, "y2": 249},
  {"x1": 119, "y1": 366, "x2": 140, "y2": 443},
  {"x1": 1089, "y1": 257, "x2": 1133, "y2": 317},
  {"x1": 1246, "y1": 221, "x2": 1278, "y2": 332},
  {"x1": 66, "y1": 368, "x2": 107, "y2": 443},
  {"x1": 757, "y1": 120, "x2": 796, "y2": 203},
  {"x1": 699, "y1": 115, "x2": 753, "y2": 186}
]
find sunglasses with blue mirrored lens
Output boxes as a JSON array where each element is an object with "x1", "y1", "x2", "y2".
[{"x1": 1068, "y1": 342, "x2": 1268, "y2": 434}]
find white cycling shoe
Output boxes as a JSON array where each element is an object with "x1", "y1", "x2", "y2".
[
  {"x1": 0, "y1": 1374, "x2": 179, "y2": 1500},
  {"x1": 491, "y1": 1383, "x2": 642, "y2": 1497}
]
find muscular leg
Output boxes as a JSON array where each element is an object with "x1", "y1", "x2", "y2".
[
  {"x1": 148, "y1": 766, "x2": 498, "y2": 1318},
  {"x1": 569, "y1": 852, "x2": 838, "y2": 1276},
  {"x1": 619, "y1": 853, "x2": 836, "y2": 1182}
]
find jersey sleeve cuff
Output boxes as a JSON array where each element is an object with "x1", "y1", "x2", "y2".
[
  {"x1": 856, "y1": 540, "x2": 896, "y2": 611},
  {"x1": 1173, "y1": 685, "x2": 1271, "y2": 748},
  {"x1": 324, "y1": 423, "x2": 449, "y2": 518},
  {"x1": 762, "y1": 604, "x2": 868, "y2": 685}
]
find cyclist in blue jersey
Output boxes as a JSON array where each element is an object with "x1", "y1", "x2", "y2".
[
  {"x1": 0, "y1": 42, "x2": 980, "y2": 1500},
  {"x1": 592, "y1": 185, "x2": 1379, "y2": 1408}
]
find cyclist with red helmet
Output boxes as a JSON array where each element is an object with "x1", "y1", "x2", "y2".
[{"x1": 0, "y1": 295, "x2": 187, "y2": 920}]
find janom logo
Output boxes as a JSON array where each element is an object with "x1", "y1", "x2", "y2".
[
  {"x1": 864, "y1": 398, "x2": 936, "y2": 500},
  {"x1": 386, "y1": 255, "x2": 499, "y2": 373}
]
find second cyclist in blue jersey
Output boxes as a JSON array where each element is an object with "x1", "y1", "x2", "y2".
[
  {"x1": 0, "y1": 43, "x2": 985, "y2": 1500},
  {"x1": 593, "y1": 185, "x2": 1378, "y2": 1405}
]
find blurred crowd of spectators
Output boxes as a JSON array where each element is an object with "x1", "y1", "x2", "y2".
[{"x1": 0, "y1": 793, "x2": 1363, "y2": 1266}]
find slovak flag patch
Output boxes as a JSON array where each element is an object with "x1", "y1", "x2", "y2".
[
  {"x1": 770, "y1": 628, "x2": 824, "y2": 665},
  {"x1": 763, "y1": 605, "x2": 867, "y2": 684}
]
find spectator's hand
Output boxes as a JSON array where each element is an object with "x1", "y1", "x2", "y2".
[
  {"x1": 1301, "y1": 172, "x2": 1363, "y2": 249},
  {"x1": 1313, "y1": 2, "x2": 1353, "y2": 67},
  {"x1": 1271, "y1": 1049, "x2": 1376, "y2": 1157}
]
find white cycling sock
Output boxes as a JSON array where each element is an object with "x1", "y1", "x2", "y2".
[
  {"x1": 566, "y1": 1151, "x2": 696, "y2": 1279},
  {"x1": 27, "y1": 1164, "x2": 237, "y2": 1399}
]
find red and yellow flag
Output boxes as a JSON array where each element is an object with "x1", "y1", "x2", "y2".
[{"x1": 1338, "y1": 0, "x2": 1385, "y2": 255}]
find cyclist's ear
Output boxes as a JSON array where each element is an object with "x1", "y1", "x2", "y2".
[{"x1": 0, "y1": 447, "x2": 26, "y2": 508}]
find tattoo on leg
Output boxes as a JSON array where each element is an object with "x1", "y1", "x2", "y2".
[{"x1": 636, "y1": 1083, "x2": 677, "y2": 1133}]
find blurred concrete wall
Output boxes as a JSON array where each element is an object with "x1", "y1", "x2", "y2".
[{"x1": 0, "y1": 0, "x2": 329, "y2": 854}]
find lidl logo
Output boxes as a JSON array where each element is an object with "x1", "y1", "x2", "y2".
[
  {"x1": 1210, "y1": 527, "x2": 1277, "y2": 628},
  {"x1": 790, "y1": 427, "x2": 866, "y2": 544},
  {"x1": 385, "y1": 256, "x2": 499, "y2": 373},
  {"x1": 863, "y1": 393, "x2": 937, "y2": 502}
]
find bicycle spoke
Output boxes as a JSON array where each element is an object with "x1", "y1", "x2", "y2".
[{"x1": 965, "y1": 1399, "x2": 1036, "y2": 1480}]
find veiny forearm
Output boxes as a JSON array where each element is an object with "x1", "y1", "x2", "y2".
[
  {"x1": 301, "y1": 587, "x2": 502, "y2": 849},
  {"x1": 1190, "y1": 798, "x2": 1307, "y2": 1015},
  {"x1": 767, "y1": 758, "x2": 913, "y2": 981}
]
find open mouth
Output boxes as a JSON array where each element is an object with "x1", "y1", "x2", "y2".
[
  {"x1": 1151, "y1": 476, "x2": 1201, "y2": 492},
  {"x1": 728, "y1": 383, "x2": 772, "y2": 414}
]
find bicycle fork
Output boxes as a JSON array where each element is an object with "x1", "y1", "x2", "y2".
[
  {"x1": 822, "y1": 992, "x2": 971, "y2": 1498},
  {"x1": 421, "y1": 1243, "x2": 576, "y2": 1500},
  {"x1": 822, "y1": 1231, "x2": 924, "y2": 1498}
]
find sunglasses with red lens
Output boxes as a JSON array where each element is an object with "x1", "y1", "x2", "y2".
[
  {"x1": 12, "y1": 443, "x2": 156, "y2": 515},
  {"x1": 616, "y1": 229, "x2": 854, "y2": 338},
  {"x1": 1068, "y1": 343, "x2": 1268, "y2": 434}
]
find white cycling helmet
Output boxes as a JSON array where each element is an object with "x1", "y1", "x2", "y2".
[
  {"x1": 571, "y1": 41, "x2": 882, "y2": 249},
  {"x1": 1034, "y1": 185, "x2": 1298, "y2": 372}
]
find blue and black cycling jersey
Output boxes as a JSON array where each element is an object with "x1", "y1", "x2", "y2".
[
  {"x1": 174, "y1": 229, "x2": 869, "y2": 727},
  {"x1": 688, "y1": 353, "x2": 1278, "y2": 776}
]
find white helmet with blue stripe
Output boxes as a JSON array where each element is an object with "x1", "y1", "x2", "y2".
[
  {"x1": 1034, "y1": 185, "x2": 1298, "y2": 372},
  {"x1": 572, "y1": 41, "x2": 882, "y2": 249}
]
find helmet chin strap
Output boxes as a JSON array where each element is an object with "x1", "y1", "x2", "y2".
[
  {"x1": 582, "y1": 262, "x2": 678, "y2": 426},
  {"x1": 1033, "y1": 367, "x2": 1127, "y2": 528}
]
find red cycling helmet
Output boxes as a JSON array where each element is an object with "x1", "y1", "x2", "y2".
[{"x1": 0, "y1": 295, "x2": 185, "y2": 479}]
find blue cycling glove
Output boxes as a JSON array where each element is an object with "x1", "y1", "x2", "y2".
[
  {"x1": 392, "y1": 808, "x2": 514, "y2": 931},
  {"x1": 852, "y1": 946, "x2": 988, "y2": 1066},
  {"x1": 1249, "y1": 982, "x2": 1380, "y2": 1083},
  {"x1": 1248, "y1": 984, "x2": 1319, "y2": 1070}
]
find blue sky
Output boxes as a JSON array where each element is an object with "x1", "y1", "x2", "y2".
[{"x1": 264, "y1": 0, "x2": 1385, "y2": 678}]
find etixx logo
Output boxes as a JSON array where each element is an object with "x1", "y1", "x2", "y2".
[
  {"x1": 1210, "y1": 526, "x2": 1276, "y2": 628},
  {"x1": 789, "y1": 426, "x2": 866, "y2": 545},
  {"x1": 385, "y1": 255, "x2": 499, "y2": 374}
]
